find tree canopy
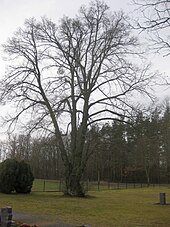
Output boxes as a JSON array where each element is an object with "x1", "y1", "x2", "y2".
[
  {"x1": 134, "y1": 0, "x2": 170, "y2": 55},
  {"x1": 0, "y1": 0, "x2": 154, "y2": 196}
]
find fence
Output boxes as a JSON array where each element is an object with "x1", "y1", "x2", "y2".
[
  {"x1": 32, "y1": 179, "x2": 170, "y2": 192},
  {"x1": 32, "y1": 179, "x2": 63, "y2": 192}
]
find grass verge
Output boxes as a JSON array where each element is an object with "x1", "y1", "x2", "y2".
[{"x1": 0, "y1": 187, "x2": 170, "y2": 226}]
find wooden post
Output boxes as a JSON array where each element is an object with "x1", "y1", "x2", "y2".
[
  {"x1": 97, "y1": 171, "x2": 100, "y2": 191},
  {"x1": 43, "y1": 180, "x2": 46, "y2": 192}
]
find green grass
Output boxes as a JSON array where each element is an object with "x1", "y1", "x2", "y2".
[
  {"x1": 0, "y1": 186, "x2": 170, "y2": 226},
  {"x1": 32, "y1": 179, "x2": 149, "y2": 192},
  {"x1": 32, "y1": 179, "x2": 63, "y2": 191}
]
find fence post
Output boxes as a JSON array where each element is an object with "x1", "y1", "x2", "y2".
[
  {"x1": 108, "y1": 182, "x2": 110, "y2": 190},
  {"x1": 43, "y1": 180, "x2": 46, "y2": 192},
  {"x1": 86, "y1": 179, "x2": 89, "y2": 192},
  {"x1": 97, "y1": 171, "x2": 100, "y2": 191},
  {"x1": 59, "y1": 180, "x2": 62, "y2": 192}
]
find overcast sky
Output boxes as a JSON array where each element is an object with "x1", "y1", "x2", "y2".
[
  {"x1": 0, "y1": 0, "x2": 169, "y2": 88},
  {"x1": 0, "y1": 0, "x2": 132, "y2": 43},
  {"x1": 0, "y1": 0, "x2": 169, "y2": 138},
  {"x1": 0, "y1": 0, "x2": 170, "y2": 98},
  {"x1": 0, "y1": 0, "x2": 134, "y2": 71},
  {"x1": 0, "y1": 0, "x2": 135, "y2": 137}
]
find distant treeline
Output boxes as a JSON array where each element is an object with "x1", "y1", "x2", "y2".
[{"x1": 2, "y1": 102, "x2": 170, "y2": 185}]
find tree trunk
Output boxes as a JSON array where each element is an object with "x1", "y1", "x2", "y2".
[{"x1": 64, "y1": 171, "x2": 85, "y2": 197}]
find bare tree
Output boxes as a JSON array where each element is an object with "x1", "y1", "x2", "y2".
[
  {"x1": 0, "y1": 0, "x2": 154, "y2": 196},
  {"x1": 134, "y1": 0, "x2": 170, "y2": 55},
  {"x1": 7, "y1": 134, "x2": 31, "y2": 161}
]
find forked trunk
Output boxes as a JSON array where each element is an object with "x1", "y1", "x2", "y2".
[{"x1": 64, "y1": 172, "x2": 85, "y2": 197}]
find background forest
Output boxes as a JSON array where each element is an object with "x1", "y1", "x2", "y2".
[{"x1": 1, "y1": 101, "x2": 170, "y2": 186}]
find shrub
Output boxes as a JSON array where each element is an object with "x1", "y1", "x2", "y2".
[
  {"x1": 0, "y1": 159, "x2": 19, "y2": 193},
  {"x1": 15, "y1": 160, "x2": 34, "y2": 193},
  {"x1": 0, "y1": 158, "x2": 34, "y2": 194}
]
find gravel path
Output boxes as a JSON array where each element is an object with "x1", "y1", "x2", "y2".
[{"x1": 12, "y1": 211, "x2": 75, "y2": 227}]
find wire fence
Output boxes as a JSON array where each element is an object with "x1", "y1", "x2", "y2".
[{"x1": 32, "y1": 179, "x2": 170, "y2": 192}]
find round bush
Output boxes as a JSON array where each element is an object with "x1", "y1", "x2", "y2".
[
  {"x1": 0, "y1": 159, "x2": 19, "y2": 193},
  {"x1": 15, "y1": 160, "x2": 34, "y2": 193},
  {"x1": 0, "y1": 158, "x2": 34, "y2": 194}
]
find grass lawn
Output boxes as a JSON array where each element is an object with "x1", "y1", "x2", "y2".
[
  {"x1": 0, "y1": 187, "x2": 170, "y2": 226},
  {"x1": 32, "y1": 179, "x2": 63, "y2": 192}
]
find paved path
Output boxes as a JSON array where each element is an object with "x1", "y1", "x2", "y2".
[{"x1": 13, "y1": 211, "x2": 75, "y2": 227}]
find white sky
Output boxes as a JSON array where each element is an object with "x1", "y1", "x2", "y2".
[
  {"x1": 0, "y1": 0, "x2": 134, "y2": 139},
  {"x1": 0, "y1": 0, "x2": 133, "y2": 72},
  {"x1": 0, "y1": 0, "x2": 131, "y2": 43},
  {"x1": 0, "y1": 0, "x2": 169, "y2": 92},
  {"x1": 0, "y1": 0, "x2": 169, "y2": 138}
]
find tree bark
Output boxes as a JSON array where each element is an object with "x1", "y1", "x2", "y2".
[{"x1": 64, "y1": 164, "x2": 85, "y2": 197}]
